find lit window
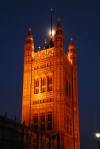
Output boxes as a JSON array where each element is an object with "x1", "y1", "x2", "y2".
[
  {"x1": 41, "y1": 78, "x2": 46, "y2": 93},
  {"x1": 36, "y1": 89, "x2": 39, "y2": 93},
  {"x1": 42, "y1": 78, "x2": 46, "y2": 86},
  {"x1": 42, "y1": 87, "x2": 46, "y2": 92},
  {"x1": 49, "y1": 86, "x2": 52, "y2": 91},
  {"x1": 36, "y1": 80, "x2": 39, "y2": 87},
  {"x1": 49, "y1": 77, "x2": 52, "y2": 84},
  {"x1": 48, "y1": 76, "x2": 53, "y2": 91},
  {"x1": 34, "y1": 79, "x2": 39, "y2": 94}
]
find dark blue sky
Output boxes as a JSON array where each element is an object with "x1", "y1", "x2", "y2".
[{"x1": 0, "y1": 1, "x2": 100, "y2": 148}]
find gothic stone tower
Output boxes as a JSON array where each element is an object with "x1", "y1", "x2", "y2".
[{"x1": 21, "y1": 18, "x2": 80, "y2": 149}]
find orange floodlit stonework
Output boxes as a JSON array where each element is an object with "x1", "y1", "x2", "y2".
[{"x1": 22, "y1": 18, "x2": 80, "y2": 149}]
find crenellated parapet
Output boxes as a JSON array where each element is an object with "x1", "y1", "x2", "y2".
[{"x1": 33, "y1": 47, "x2": 54, "y2": 60}]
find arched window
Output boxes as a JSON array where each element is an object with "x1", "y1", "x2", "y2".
[
  {"x1": 48, "y1": 76, "x2": 53, "y2": 91},
  {"x1": 34, "y1": 79, "x2": 39, "y2": 94},
  {"x1": 41, "y1": 77, "x2": 46, "y2": 92}
]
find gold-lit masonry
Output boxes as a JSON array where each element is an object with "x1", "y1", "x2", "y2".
[{"x1": 21, "y1": 18, "x2": 80, "y2": 149}]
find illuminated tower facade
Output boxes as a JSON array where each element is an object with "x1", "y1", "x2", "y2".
[{"x1": 22, "y1": 18, "x2": 80, "y2": 149}]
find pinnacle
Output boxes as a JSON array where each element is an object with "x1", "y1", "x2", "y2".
[
  {"x1": 28, "y1": 28, "x2": 31, "y2": 34},
  {"x1": 58, "y1": 18, "x2": 60, "y2": 22},
  {"x1": 70, "y1": 38, "x2": 73, "y2": 44}
]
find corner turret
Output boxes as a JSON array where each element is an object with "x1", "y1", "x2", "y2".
[
  {"x1": 24, "y1": 28, "x2": 34, "y2": 57},
  {"x1": 22, "y1": 28, "x2": 34, "y2": 126},
  {"x1": 68, "y1": 38, "x2": 77, "y2": 65},
  {"x1": 54, "y1": 18, "x2": 64, "y2": 49}
]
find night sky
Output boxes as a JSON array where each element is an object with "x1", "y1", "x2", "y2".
[{"x1": 0, "y1": 1, "x2": 100, "y2": 148}]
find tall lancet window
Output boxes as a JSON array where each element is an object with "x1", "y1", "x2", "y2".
[
  {"x1": 48, "y1": 76, "x2": 53, "y2": 91},
  {"x1": 41, "y1": 78, "x2": 46, "y2": 92},
  {"x1": 34, "y1": 79, "x2": 39, "y2": 94}
]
